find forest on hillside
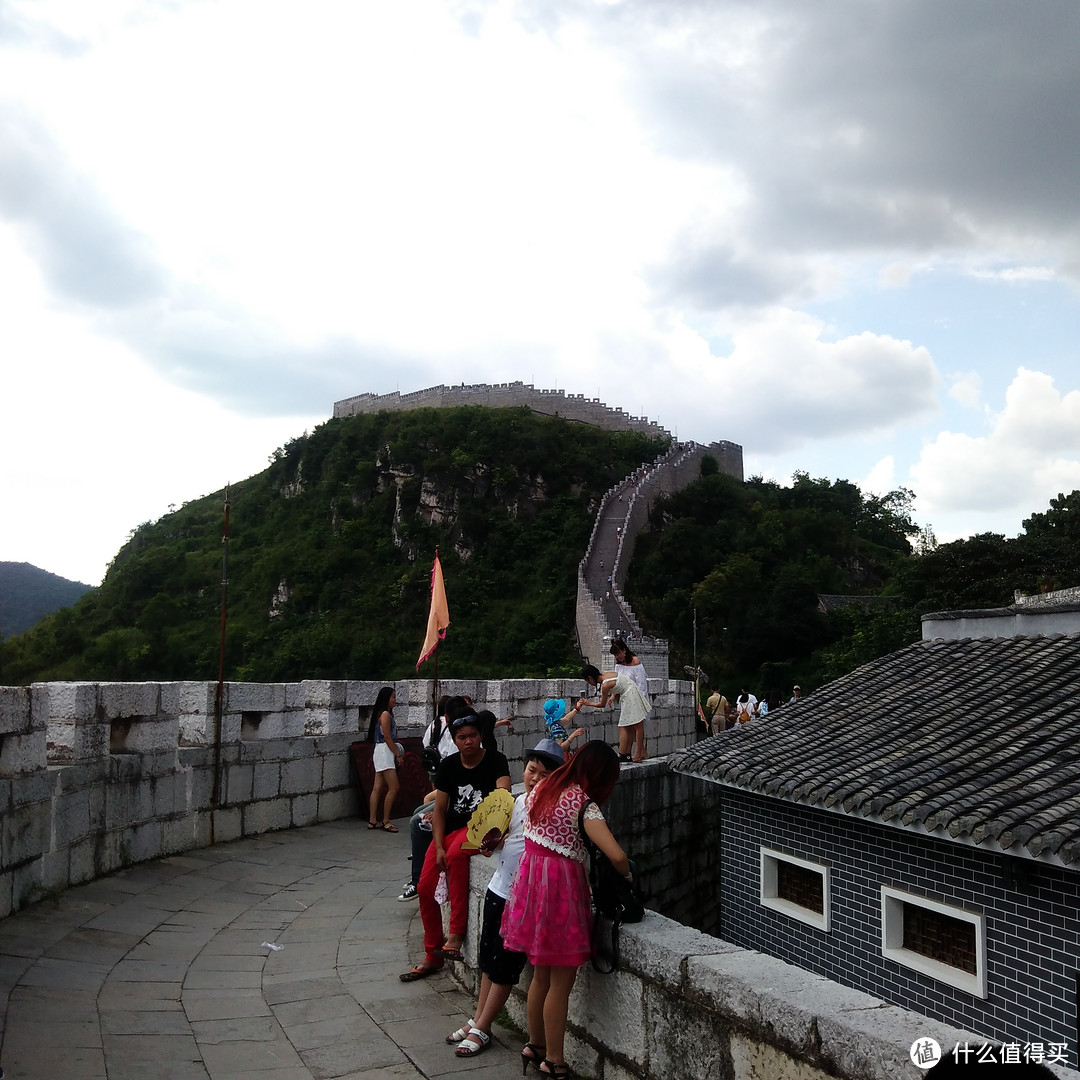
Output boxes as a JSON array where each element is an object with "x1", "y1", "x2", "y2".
[
  {"x1": 0, "y1": 407, "x2": 668, "y2": 684},
  {"x1": 626, "y1": 479, "x2": 1080, "y2": 694},
  {"x1": 4, "y1": 402, "x2": 1080, "y2": 691}
]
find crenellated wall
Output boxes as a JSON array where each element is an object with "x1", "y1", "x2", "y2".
[
  {"x1": 333, "y1": 382, "x2": 672, "y2": 438},
  {"x1": 0, "y1": 677, "x2": 695, "y2": 919}
]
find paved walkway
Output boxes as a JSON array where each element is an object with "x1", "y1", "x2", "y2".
[{"x1": 0, "y1": 821, "x2": 521, "y2": 1080}]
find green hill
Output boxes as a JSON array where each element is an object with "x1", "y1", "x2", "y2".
[
  {"x1": 0, "y1": 562, "x2": 93, "y2": 639},
  {"x1": 0, "y1": 407, "x2": 668, "y2": 684}
]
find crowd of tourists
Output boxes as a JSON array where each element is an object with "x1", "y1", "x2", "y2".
[{"x1": 699, "y1": 682, "x2": 805, "y2": 734}]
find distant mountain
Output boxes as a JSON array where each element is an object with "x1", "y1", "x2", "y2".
[{"x1": 0, "y1": 562, "x2": 93, "y2": 639}]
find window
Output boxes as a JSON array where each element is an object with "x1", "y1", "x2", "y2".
[
  {"x1": 760, "y1": 848, "x2": 830, "y2": 931},
  {"x1": 881, "y1": 886, "x2": 986, "y2": 997}
]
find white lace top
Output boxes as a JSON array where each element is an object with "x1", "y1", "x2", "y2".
[{"x1": 524, "y1": 782, "x2": 604, "y2": 862}]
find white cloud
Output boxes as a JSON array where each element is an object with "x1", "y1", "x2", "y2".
[
  {"x1": 910, "y1": 368, "x2": 1080, "y2": 519},
  {"x1": 948, "y1": 372, "x2": 982, "y2": 410},
  {"x1": 860, "y1": 456, "x2": 895, "y2": 496}
]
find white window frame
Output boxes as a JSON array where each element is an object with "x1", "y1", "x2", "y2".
[
  {"x1": 760, "y1": 848, "x2": 830, "y2": 932},
  {"x1": 880, "y1": 886, "x2": 986, "y2": 998}
]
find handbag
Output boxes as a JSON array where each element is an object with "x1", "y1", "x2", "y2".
[{"x1": 577, "y1": 805, "x2": 644, "y2": 974}]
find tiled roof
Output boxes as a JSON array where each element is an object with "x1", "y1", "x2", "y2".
[{"x1": 670, "y1": 633, "x2": 1080, "y2": 866}]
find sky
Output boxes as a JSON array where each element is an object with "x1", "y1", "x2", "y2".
[{"x1": 3, "y1": 0, "x2": 1080, "y2": 587}]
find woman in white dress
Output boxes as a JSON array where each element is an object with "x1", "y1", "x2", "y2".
[{"x1": 578, "y1": 640, "x2": 651, "y2": 763}]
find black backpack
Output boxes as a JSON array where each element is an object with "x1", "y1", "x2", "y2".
[
  {"x1": 578, "y1": 804, "x2": 644, "y2": 973},
  {"x1": 422, "y1": 717, "x2": 445, "y2": 775}
]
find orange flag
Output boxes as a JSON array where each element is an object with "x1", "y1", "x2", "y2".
[{"x1": 416, "y1": 552, "x2": 450, "y2": 669}]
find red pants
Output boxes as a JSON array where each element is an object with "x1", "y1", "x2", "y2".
[{"x1": 418, "y1": 827, "x2": 472, "y2": 965}]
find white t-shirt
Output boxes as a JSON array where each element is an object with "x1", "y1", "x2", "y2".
[
  {"x1": 487, "y1": 793, "x2": 527, "y2": 899},
  {"x1": 422, "y1": 716, "x2": 458, "y2": 760},
  {"x1": 616, "y1": 659, "x2": 649, "y2": 700}
]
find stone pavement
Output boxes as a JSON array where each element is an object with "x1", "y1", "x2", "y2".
[{"x1": 0, "y1": 820, "x2": 522, "y2": 1080}]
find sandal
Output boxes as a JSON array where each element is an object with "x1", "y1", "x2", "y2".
[
  {"x1": 540, "y1": 1060, "x2": 571, "y2": 1079},
  {"x1": 380, "y1": 822, "x2": 400, "y2": 833},
  {"x1": 521, "y1": 1043, "x2": 546, "y2": 1074},
  {"x1": 455, "y1": 1027, "x2": 491, "y2": 1057},
  {"x1": 438, "y1": 944, "x2": 464, "y2": 961},
  {"x1": 446, "y1": 1020, "x2": 476, "y2": 1044},
  {"x1": 398, "y1": 962, "x2": 443, "y2": 982},
  {"x1": 367, "y1": 821, "x2": 380, "y2": 829}
]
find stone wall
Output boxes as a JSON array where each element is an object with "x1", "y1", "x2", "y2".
[
  {"x1": 333, "y1": 382, "x2": 672, "y2": 439},
  {"x1": 576, "y1": 440, "x2": 743, "y2": 676},
  {"x1": 0, "y1": 677, "x2": 695, "y2": 919}
]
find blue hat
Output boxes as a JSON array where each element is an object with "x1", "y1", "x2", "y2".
[
  {"x1": 525, "y1": 738, "x2": 566, "y2": 771},
  {"x1": 543, "y1": 699, "x2": 567, "y2": 725}
]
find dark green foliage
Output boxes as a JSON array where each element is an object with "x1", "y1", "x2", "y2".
[
  {"x1": 624, "y1": 470, "x2": 919, "y2": 693},
  {"x1": 0, "y1": 563, "x2": 93, "y2": 639},
  {"x1": 0, "y1": 408, "x2": 667, "y2": 684}
]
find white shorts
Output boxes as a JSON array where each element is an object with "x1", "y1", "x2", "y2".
[{"x1": 373, "y1": 741, "x2": 398, "y2": 772}]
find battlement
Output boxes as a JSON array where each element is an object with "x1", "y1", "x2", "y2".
[{"x1": 334, "y1": 382, "x2": 673, "y2": 439}]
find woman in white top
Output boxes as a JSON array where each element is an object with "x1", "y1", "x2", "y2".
[{"x1": 612, "y1": 638, "x2": 649, "y2": 762}]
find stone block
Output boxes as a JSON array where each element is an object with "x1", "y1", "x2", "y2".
[
  {"x1": 227, "y1": 682, "x2": 286, "y2": 712},
  {"x1": 304, "y1": 708, "x2": 341, "y2": 736},
  {"x1": 130, "y1": 819, "x2": 165, "y2": 863},
  {"x1": 152, "y1": 771, "x2": 189, "y2": 818},
  {"x1": 0, "y1": 726, "x2": 46, "y2": 775},
  {"x1": 105, "y1": 771, "x2": 155, "y2": 826},
  {"x1": 12, "y1": 859, "x2": 45, "y2": 912},
  {"x1": 162, "y1": 814, "x2": 197, "y2": 855},
  {"x1": 0, "y1": 869, "x2": 13, "y2": 919},
  {"x1": 179, "y1": 711, "x2": 241, "y2": 747},
  {"x1": 69, "y1": 836, "x2": 102, "y2": 884},
  {"x1": 55, "y1": 787, "x2": 92, "y2": 847},
  {"x1": 243, "y1": 799, "x2": 292, "y2": 836},
  {"x1": 47, "y1": 716, "x2": 108, "y2": 765},
  {"x1": 98, "y1": 682, "x2": 160, "y2": 719},
  {"x1": 160, "y1": 680, "x2": 215, "y2": 716},
  {"x1": 282, "y1": 756, "x2": 322, "y2": 795},
  {"x1": 0, "y1": 686, "x2": 31, "y2": 735},
  {"x1": 291, "y1": 793, "x2": 318, "y2": 827},
  {"x1": 619, "y1": 914, "x2": 740, "y2": 992},
  {"x1": 321, "y1": 752, "x2": 351, "y2": 790},
  {"x1": 225, "y1": 763, "x2": 254, "y2": 804},
  {"x1": 11, "y1": 770, "x2": 56, "y2": 808},
  {"x1": 574, "y1": 966, "x2": 646, "y2": 1065},
  {"x1": 40, "y1": 847, "x2": 70, "y2": 892},
  {"x1": 317, "y1": 788, "x2": 357, "y2": 821},
  {"x1": 3, "y1": 801, "x2": 50, "y2": 865},
  {"x1": 110, "y1": 714, "x2": 179, "y2": 755},
  {"x1": 252, "y1": 762, "x2": 282, "y2": 800},
  {"x1": 301, "y1": 680, "x2": 347, "y2": 709},
  {"x1": 38, "y1": 682, "x2": 99, "y2": 721}
]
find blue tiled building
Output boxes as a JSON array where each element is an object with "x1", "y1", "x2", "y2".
[{"x1": 672, "y1": 608, "x2": 1080, "y2": 1067}]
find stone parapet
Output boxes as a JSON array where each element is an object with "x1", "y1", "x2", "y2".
[
  {"x1": 0, "y1": 677, "x2": 695, "y2": 919},
  {"x1": 333, "y1": 382, "x2": 673, "y2": 439}
]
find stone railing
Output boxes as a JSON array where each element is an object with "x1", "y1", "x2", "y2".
[{"x1": 0, "y1": 678, "x2": 695, "y2": 919}]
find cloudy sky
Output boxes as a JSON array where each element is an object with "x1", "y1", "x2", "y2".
[{"x1": 3, "y1": 0, "x2": 1080, "y2": 586}]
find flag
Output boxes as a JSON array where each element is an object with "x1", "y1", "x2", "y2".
[{"x1": 416, "y1": 551, "x2": 450, "y2": 669}]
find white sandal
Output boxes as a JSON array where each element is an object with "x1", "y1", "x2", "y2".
[
  {"x1": 455, "y1": 1027, "x2": 492, "y2": 1057},
  {"x1": 445, "y1": 1020, "x2": 475, "y2": 1044}
]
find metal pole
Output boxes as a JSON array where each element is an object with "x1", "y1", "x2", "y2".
[{"x1": 211, "y1": 484, "x2": 230, "y2": 842}]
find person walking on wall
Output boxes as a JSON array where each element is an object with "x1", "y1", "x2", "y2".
[
  {"x1": 502, "y1": 741, "x2": 630, "y2": 1079},
  {"x1": 367, "y1": 686, "x2": 405, "y2": 832}
]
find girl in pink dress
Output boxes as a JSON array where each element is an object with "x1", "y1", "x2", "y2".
[{"x1": 501, "y1": 741, "x2": 631, "y2": 1080}]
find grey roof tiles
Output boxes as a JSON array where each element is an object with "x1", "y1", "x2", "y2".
[{"x1": 670, "y1": 632, "x2": 1080, "y2": 866}]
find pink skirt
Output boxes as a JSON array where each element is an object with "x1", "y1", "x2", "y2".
[{"x1": 501, "y1": 840, "x2": 592, "y2": 968}]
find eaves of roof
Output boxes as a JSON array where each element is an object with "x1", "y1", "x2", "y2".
[{"x1": 670, "y1": 633, "x2": 1080, "y2": 867}]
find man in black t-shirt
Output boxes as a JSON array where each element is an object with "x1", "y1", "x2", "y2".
[{"x1": 400, "y1": 713, "x2": 511, "y2": 981}]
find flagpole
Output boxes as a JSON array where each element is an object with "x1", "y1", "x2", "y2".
[{"x1": 211, "y1": 483, "x2": 230, "y2": 843}]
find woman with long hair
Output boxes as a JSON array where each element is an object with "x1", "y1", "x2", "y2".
[
  {"x1": 501, "y1": 741, "x2": 630, "y2": 1079},
  {"x1": 577, "y1": 642, "x2": 651, "y2": 764},
  {"x1": 367, "y1": 686, "x2": 404, "y2": 831}
]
